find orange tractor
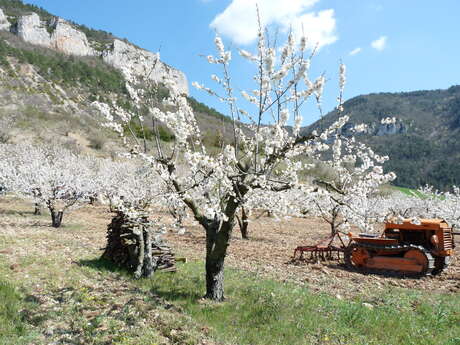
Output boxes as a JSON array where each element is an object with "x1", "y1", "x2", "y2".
[{"x1": 345, "y1": 219, "x2": 456, "y2": 276}]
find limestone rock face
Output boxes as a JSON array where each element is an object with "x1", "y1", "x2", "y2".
[
  {"x1": 375, "y1": 121, "x2": 407, "y2": 136},
  {"x1": 103, "y1": 39, "x2": 188, "y2": 94},
  {"x1": 0, "y1": 9, "x2": 10, "y2": 31},
  {"x1": 7, "y1": 9, "x2": 189, "y2": 95},
  {"x1": 50, "y1": 18, "x2": 94, "y2": 56},
  {"x1": 15, "y1": 13, "x2": 52, "y2": 48},
  {"x1": 334, "y1": 120, "x2": 407, "y2": 137},
  {"x1": 15, "y1": 14, "x2": 94, "y2": 57}
]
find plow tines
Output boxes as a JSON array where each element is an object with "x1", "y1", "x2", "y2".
[{"x1": 293, "y1": 233, "x2": 347, "y2": 262}]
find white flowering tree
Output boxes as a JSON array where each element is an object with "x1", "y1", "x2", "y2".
[
  {"x1": 96, "y1": 159, "x2": 143, "y2": 212},
  {"x1": 94, "y1": 16, "x2": 384, "y2": 300},
  {"x1": 95, "y1": 158, "x2": 177, "y2": 278},
  {"x1": 438, "y1": 186, "x2": 460, "y2": 229},
  {"x1": 378, "y1": 186, "x2": 446, "y2": 225},
  {"x1": 307, "y1": 122, "x2": 397, "y2": 234},
  {"x1": 399, "y1": 185, "x2": 460, "y2": 229},
  {"x1": 234, "y1": 188, "x2": 307, "y2": 239},
  {"x1": 0, "y1": 144, "x2": 97, "y2": 227},
  {"x1": 0, "y1": 144, "x2": 13, "y2": 196}
]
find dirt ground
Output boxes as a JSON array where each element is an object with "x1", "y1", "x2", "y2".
[
  {"x1": 2, "y1": 197, "x2": 459, "y2": 301},
  {"x1": 164, "y1": 211, "x2": 460, "y2": 298},
  {"x1": 0, "y1": 198, "x2": 216, "y2": 345}
]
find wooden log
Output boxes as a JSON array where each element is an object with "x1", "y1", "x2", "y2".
[{"x1": 102, "y1": 211, "x2": 177, "y2": 278}]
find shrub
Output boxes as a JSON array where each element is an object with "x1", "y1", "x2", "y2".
[
  {"x1": 0, "y1": 39, "x2": 127, "y2": 96},
  {"x1": 187, "y1": 96, "x2": 231, "y2": 123},
  {"x1": 88, "y1": 136, "x2": 106, "y2": 150}
]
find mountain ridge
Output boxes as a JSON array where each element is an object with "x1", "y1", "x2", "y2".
[
  {"x1": 0, "y1": 0, "x2": 188, "y2": 94},
  {"x1": 302, "y1": 85, "x2": 460, "y2": 189}
]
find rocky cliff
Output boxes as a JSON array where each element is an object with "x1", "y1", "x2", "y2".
[
  {"x1": 336, "y1": 119, "x2": 408, "y2": 137},
  {"x1": 102, "y1": 39, "x2": 188, "y2": 94},
  {"x1": 0, "y1": 9, "x2": 10, "y2": 30},
  {"x1": 375, "y1": 120, "x2": 407, "y2": 136},
  {"x1": 0, "y1": 8, "x2": 188, "y2": 94}
]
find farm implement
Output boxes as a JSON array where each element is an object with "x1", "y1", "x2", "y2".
[
  {"x1": 293, "y1": 219, "x2": 458, "y2": 276},
  {"x1": 293, "y1": 231, "x2": 347, "y2": 261}
]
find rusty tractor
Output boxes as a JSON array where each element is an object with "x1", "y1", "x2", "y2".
[{"x1": 294, "y1": 219, "x2": 458, "y2": 276}]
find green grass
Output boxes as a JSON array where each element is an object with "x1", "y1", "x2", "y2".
[
  {"x1": 0, "y1": 279, "x2": 37, "y2": 345},
  {"x1": 392, "y1": 186, "x2": 447, "y2": 201},
  {"x1": 392, "y1": 186, "x2": 425, "y2": 197},
  {"x1": 138, "y1": 261, "x2": 460, "y2": 345}
]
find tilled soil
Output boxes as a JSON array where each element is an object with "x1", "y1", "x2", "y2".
[
  {"x1": 165, "y1": 214, "x2": 460, "y2": 298},
  {"x1": 2, "y1": 197, "x2": 458, "y2": 302}
]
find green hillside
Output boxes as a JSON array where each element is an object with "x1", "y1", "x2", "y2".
[
  {"x1": 303, "y1": 86, "x2": 460, "y2": 190},
  {"x1": 0, "y1": 22, "x2": 232, "y2": 153}
]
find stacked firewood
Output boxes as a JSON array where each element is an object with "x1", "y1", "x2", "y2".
[
  {"x1": 151, "y1": 244, "x2": 176, "y2": 272},
  {"x1": 102, "y1": 211, "x2": 176, "y2": 278}
]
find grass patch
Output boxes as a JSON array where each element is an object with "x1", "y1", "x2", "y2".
[
  {"x1": 0, "y1": 279, "x2": 37, "y2": 345},
  {"x1": 392, "y1": 186, "x2": 446, "y2": 200},
  {"x1": 138, "y1": 261, "x2": 460, "y2": 345},
  {"x1": 392, "y1": 186, "x2": 419, "y2": 196}
]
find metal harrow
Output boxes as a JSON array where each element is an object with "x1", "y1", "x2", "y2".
[{"x1": 293, "y1": 232, "x2": 348, "y2": 261}]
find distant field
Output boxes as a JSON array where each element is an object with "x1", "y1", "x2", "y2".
[{"x1": 391, "y1": 186, "x2": 425, "y2": 197}]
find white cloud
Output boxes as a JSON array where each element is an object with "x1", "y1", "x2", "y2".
[
  {"x1": 371, "y1": 36, "x2": 387, "y2": 51},
  {"x1": 210, "y1": 0, "x2": 337, "y2": 49},
  {"x1": 349, "y1": 47, "x2": 362, "y2": 56}
]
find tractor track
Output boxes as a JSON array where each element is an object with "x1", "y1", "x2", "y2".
[{"x1": 344, "y1": 243, "x2": 435, "y2": 277}]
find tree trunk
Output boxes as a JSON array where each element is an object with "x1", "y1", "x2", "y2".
[
  {"x1": 142, "y1": 229, "x2": 157, "y2": 278},
  {"x1": 34, "y1": 203, "x2": 41, "y2": 215},
  {"x1": 133, "y1": 226, "x2": 145, "y2": 279},
  {"x1": 205, "y1": 251, "x2": 225, "y2": 301},
  {"x1": 236, "y1": 207, "x2": 249, "y2": 239},
  {"x1": 330, "y1": 207, "x2": 339, "y2": 236},
  {"x1": 50, "y1": 209, "x2": 64, "y2": 228},
  {"x1": 204, "y1": 219, "x2": 234, "y2": 301},
  {"x1": 330, "y1": 222, "x2": 336, "y2": 237}
]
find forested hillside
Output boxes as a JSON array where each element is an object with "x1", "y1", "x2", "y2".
[{"x1": 304, "y1": 86, "x2": 460, "y2": 189}]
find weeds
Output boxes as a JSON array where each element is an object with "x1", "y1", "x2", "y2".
[
  {"x1": 140, "y1": 261, "x2": 460, "y2": 345},
  {"x1": 0, "y1": 280, "x2": 39, "y2": 345}
]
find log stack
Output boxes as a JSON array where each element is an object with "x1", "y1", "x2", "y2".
[{"x1": 102, "y1": 211, "x2": 176, "y2": 278}]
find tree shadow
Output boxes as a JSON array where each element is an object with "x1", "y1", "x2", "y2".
[
  {"x1": 78, "y1": 257, "x2": 126, "y2": 274},
  {"x1": 79, "y1": 258, "x2": 203, "y2": 302},
  {"x1": 147, "y1": 280, "x2": 203, "y2": 303}
]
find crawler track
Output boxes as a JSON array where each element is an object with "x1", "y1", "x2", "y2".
[{"x1": 344, "y1": 243, "x2": 435, "y2": 277}]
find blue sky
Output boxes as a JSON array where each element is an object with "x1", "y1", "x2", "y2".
[{"x1": 22, "y1": 0, "x2": 460, "y2": 125}]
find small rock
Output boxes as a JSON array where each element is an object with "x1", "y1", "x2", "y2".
[
  {"x1": 362, "y1": 302, "x2": 374, "y2": 309},
  {"x1": 44, "y1": 328, "x2": 54, "y2": 336}
]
